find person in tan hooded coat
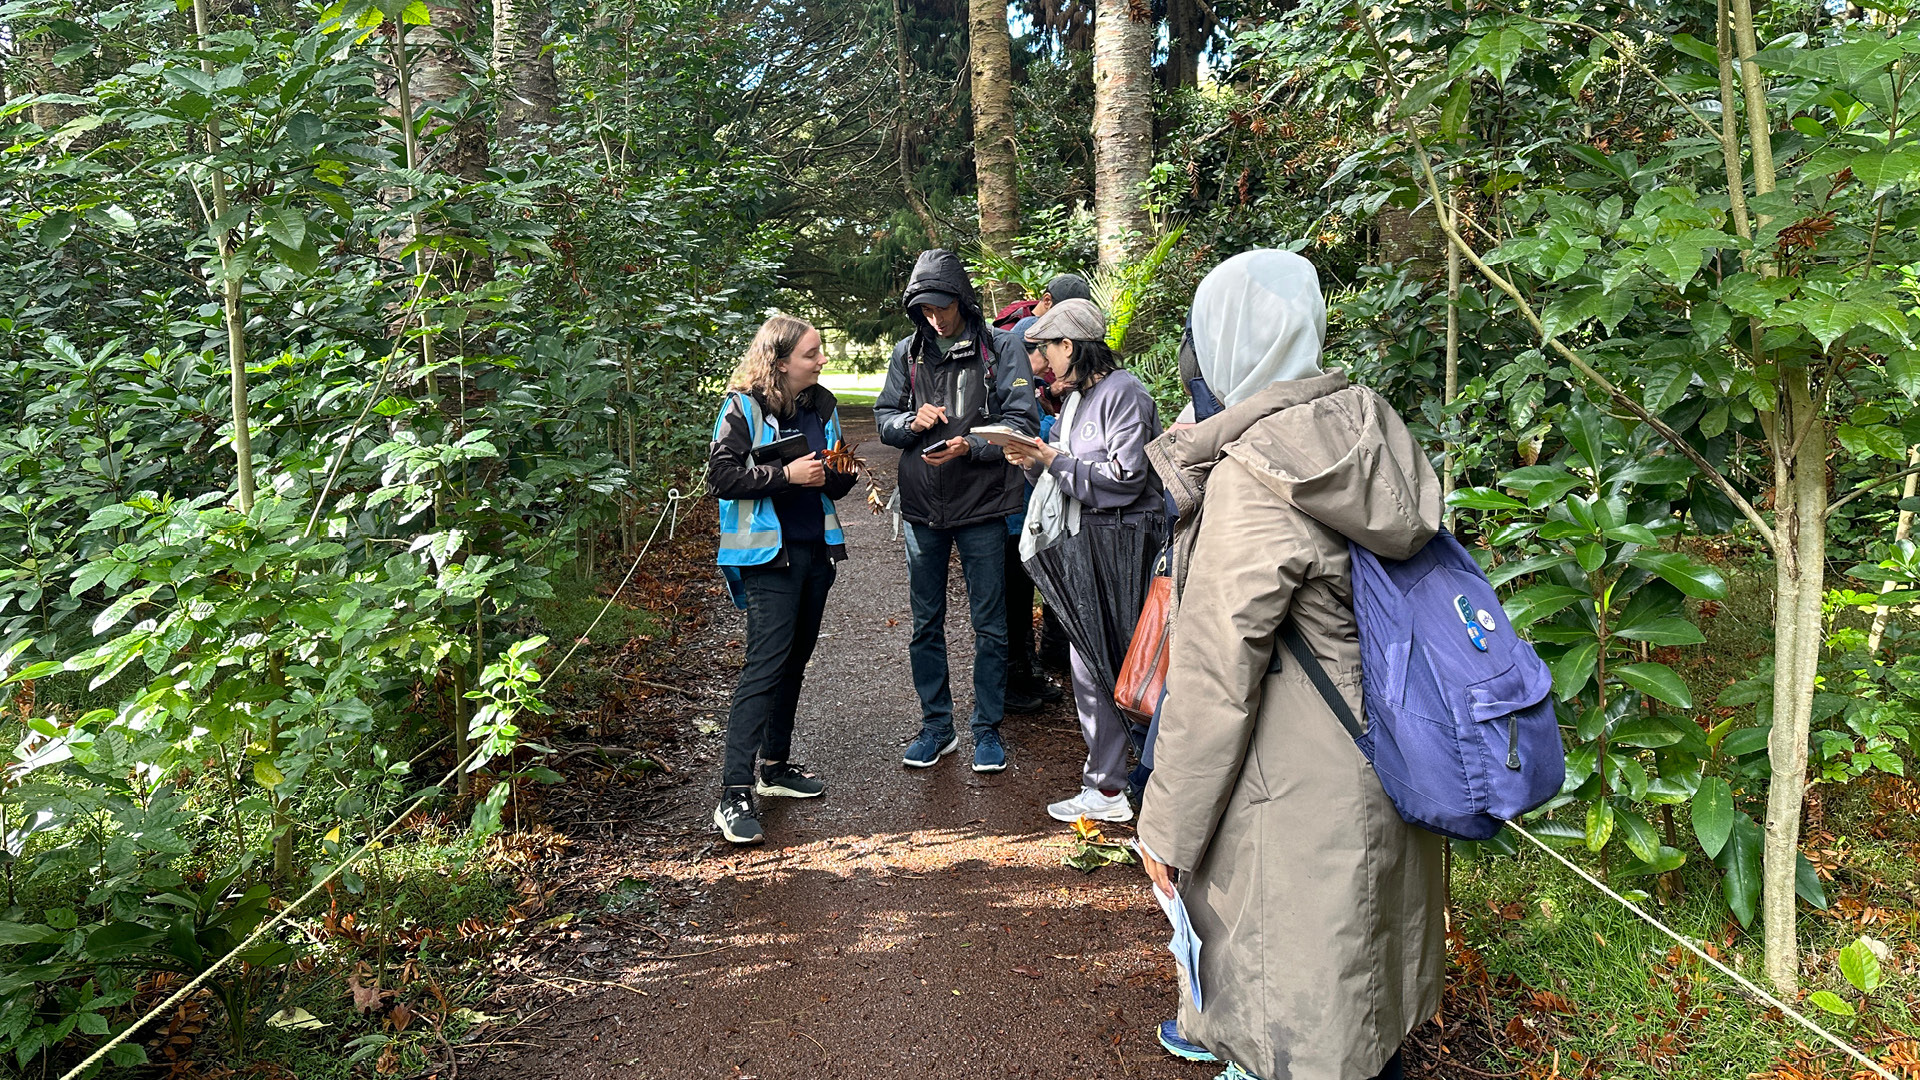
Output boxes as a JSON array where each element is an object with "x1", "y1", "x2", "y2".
[{"x1": 1137, "y1": 250, "x2": 1447, "y2": 1080}]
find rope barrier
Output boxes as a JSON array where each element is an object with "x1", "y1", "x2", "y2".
[
  {"x1": 59, "y1": 491, "x2": 686, "y2": 1080},
  {"x1": 1507, "y1": 821, "x2": 1898, "y2": 1080}
]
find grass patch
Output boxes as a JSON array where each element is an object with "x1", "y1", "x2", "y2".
[
  {"x1": 1453, "y1": 841, "x2": 1918, "y2": 1076},
  {"x1": 820, "y1": 369, "x2": 886, "y2": 407},
  {"x1": 530, "y1": 572, "x2": 665, "y2": 650}
]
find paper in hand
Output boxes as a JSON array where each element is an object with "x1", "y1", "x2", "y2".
[
  {"x1": 969, "y1": 424, "x2": 1042, "y2": 449},
  {"x1": 1152, "y1": 882, "x2": 1204, "y2": 1012}
]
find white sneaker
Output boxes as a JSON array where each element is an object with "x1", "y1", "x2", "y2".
[{"x1": 1047, "y1": 787, "x2": 1133, "y2": 823}]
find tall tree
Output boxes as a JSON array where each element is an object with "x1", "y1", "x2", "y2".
[
  {"x1": 969, "y1": 0, "x2": 1018, "y2": 261},
  {"x1": 493, "y1": 0, "x2": 559, "y2": 145},
  {"x1": 408, "y1": 0, "x2": 490, "y2": 180},
  {"x1": 1162, "y1": 0, "x2": 1205, "y2": 90},
  {"x1": 1091, "y1": 0, "x2": 1152, "y2": 266}
]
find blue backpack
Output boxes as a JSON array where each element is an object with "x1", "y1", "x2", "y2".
[{"x1": 1277, "y1": 529, "x2": 1566, "y2": 841}]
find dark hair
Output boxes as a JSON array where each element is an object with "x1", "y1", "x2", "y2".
[{"x1": 1063, "y1": 337, "x2": 1118, "y2": 386}]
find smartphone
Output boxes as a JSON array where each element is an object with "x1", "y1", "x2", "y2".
[{"x1": 920, "y1": 443, "x2": 946, "y2": 459}]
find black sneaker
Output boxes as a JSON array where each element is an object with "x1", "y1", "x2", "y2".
[
  {"x1": 713, "y1": 787, "x2": 764, "y2": 845},
  {"x1": 755, "y1": 761, "x2": 825, "y2": 799},
  {"x1": 1005, "y1": 683, "x2": 1046, "y2": 713}
]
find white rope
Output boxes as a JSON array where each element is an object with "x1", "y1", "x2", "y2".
[
  {"x1": 60, "y1": 493, "x2": 687, "y2": 1080},
  {"x1": 1507, "y1": 821, "x2": 1897, "y2": 1080}
]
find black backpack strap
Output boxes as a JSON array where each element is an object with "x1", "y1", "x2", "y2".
[{"x1": 1269, "y1": 620, "x2": 1365, "y2": 743}]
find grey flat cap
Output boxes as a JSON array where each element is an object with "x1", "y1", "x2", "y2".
[{"x1": 1024, "y1": 297, "x2": 1107, "y2": 343}]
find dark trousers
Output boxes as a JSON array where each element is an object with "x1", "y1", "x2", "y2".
[
  {"x1": 722, "y1": 543, "x2": 836, "y2": 789},
  {"x1": 1003, "y1": 532, "x2": 1037, "y2": 685},
  {"x1": 903, "y1": 519, "x2": 1007, "y2": 739}
]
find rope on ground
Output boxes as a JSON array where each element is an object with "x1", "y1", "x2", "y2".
[
  {"x1": 59, "y1": 491, "x2": 687, "y2": 1080},
  {"x1": 1507, "y1": 821, "x2": 1898, "y2": 1080}
]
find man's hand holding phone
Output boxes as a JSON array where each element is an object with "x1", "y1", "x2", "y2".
[{"x1": 921, "y1": 437, "x2": 968, "y2": 467}]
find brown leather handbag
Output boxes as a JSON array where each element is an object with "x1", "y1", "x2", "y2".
[{"x1": 1114, "y1": 572, "x2": 1174, "y2": 722}]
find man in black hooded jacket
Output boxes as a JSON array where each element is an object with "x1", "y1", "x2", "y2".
[{"x1": 875, "y1": 250, "x2": 1042, "y2": 774}]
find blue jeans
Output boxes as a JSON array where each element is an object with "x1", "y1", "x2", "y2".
[{"x1": 903, "y1": 519, "x2": 1008, "y2": 740}]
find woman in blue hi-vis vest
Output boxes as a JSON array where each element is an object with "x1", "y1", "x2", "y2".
[{"x1": 705, "y1": 314, "x2": 856, "y2": 845}]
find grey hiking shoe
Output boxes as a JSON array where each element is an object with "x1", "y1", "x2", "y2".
[{"x1": 713, "y1": 787, "x2": 764, "y2": 845}]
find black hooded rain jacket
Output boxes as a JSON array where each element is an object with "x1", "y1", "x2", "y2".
[{"x1": 875, "y1": 250, "x2": 1042, "y2": 530}]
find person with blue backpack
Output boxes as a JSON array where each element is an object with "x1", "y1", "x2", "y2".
[
  {"x1": 706, "y1": 314, "x2": 858, "y2": 846},
  {"x1": 1133, "y1": 250, "x2": 1454, "y2": 1080}
]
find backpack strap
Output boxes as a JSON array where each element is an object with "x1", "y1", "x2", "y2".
[{"x1": 1270, "y1": 621, "x2": 1365, "y2": 744}]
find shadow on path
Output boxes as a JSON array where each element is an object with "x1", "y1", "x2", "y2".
[{"x1": 461, "y1": 409, "x2": 1213, "y2": 1080}]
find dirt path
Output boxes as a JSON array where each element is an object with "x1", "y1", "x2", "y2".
[{"x1": 464, "y1": 410, "x2": 1216, "y2": 1080}]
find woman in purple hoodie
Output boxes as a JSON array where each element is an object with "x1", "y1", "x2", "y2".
[{"x1": 1003, "y1": 298, "x2": 1165, "y2": 824}]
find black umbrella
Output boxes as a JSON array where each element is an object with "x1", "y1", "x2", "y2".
[{"x1": 1022, "y1": 514, "x2": 1165, "y2": 698}]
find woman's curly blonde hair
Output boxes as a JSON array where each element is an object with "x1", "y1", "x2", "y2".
[{"x1": 727, "y1": 313, "x2": 816, "y2": 416}]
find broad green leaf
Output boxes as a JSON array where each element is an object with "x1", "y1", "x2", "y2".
[
  {"x1": 1576, "y1": 542, "x2": 1606, "y2": 572},
  {"x1": 162, "y1": 66, "x2": 215, "y2": 97},
  {"x1": 1585, "y1": 799, "x2": 1615, "y2": 852},
  {"x1": 287, "y1": 111, "x2": 324, "y2": 151},
  {"x1": 1836, "y1": 423, "x2": 1906, "y2": 461},
  {"x1": 1888, "y1": 351, "x2": 1920, "y2": 399},
  {"x1": 1448, "y1": 487, "x2": 1527, "y2": 511},
  {"x1": 1669, "y1": 33, "x2": 1717, "y2": 63},
  {"x1": 0, "y1": 922, "x2": 63, "y2": 945},
  {"x1": 1720, "y1": 726, "x2": 1771, "y2": 757},
  {"x1": 1439, "y1": 77, "x2": 1472, "y2": 137},
  {"x1": 1603, "y1": 523, "x2": 1660, "y2": 547},
  {"x1": 1617, "y1": 661, "x2": 1693, "y2": 708},
  {"x1": 1629, "y1": 551, "x2": 1728, "y2": 598},
  {"x1": 1797, "y1": 852, "x2": 1829, "y2": 909},
  {"x1": 1396, "y1": 73, "x2": 1457, "y2": 119},
  {"x1": 253, "y1": 759, "x2": 285, "y2": 789},
  {"x1": 1617, "y1": 845, "x2": 1687, "y2": 878},
  {"x1": 1502, "y1": 584, "x2": 1587, "y2": 628},
  {"x1": 1489, "y1": 551, "x2": 1575, "y2": 587},
  {"x1": 92, "y1": 584, "x2": 158, "y2": 636},
  {"x1": 1839, "y1": 938, "x2": 1883, "y2": 993},
  {"x1": 1714, "y1": 814, "x2": 1763, "y2": 927},
  {"x1": 1611, "y1": 617, "x2": 1706, "y2": 646},
  {"x1": 1691, "y1": 777, "x2": 1734, "y2": 857},
  {"x1": 1616, "y1": 807, "x2": 1662, "y2": 862},
  {"x1": 1849, "y1": 149, "x2": 1920, "y2": 199},
  {"x1": 262, "y1": 206, "x2": 306, "y2": 251},
  {"x1": 1565, "y1": 407, "x2": 1607, "y2": 472},
  {"x1": 1641, "y1": 229, "x2": 1725, "y2": 288},
  {"x1": 1807, "y1": 991, "x2": 1855, "y2": 1017},
  {"x1": 1552, "y1": 641, "x2": 1600, "y2": 701},
  {"x1": 6, "y1": 660, "x2": 65, "y2": 685},
  {"x1": 37, "y1": 212, "x2": 75, "y2": 250},
  {"x1": 1610, "y1": 715, "x2": 1691, "y2": 748}
]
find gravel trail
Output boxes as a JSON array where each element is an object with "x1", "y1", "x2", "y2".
[{"x1": 464, "y1": 409, "x2": 1213, "y2": 1080}]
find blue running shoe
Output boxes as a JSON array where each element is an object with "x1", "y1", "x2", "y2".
[
  {"x1": 903, "y1": 729, "x2": 959, "y2": 768},
  {"x1": 1214, "y1": 1063, "x2": 1264, "y2": 1080},
  {"x1": 1158, "y1": 1019, "x2": 1216, "y2": 1063},
  {"x1": 972, "y1": 729, "x2": 1008, "y2": 772}
]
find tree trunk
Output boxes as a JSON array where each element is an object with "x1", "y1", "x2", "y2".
[
  {"x1": 1865, "y1": 445, "x2": 1919, "y2": 656},
  {"x1": 22, "y1": 11, "x2": 84, "y2": 133},
  {"x1": 1762, "y1": 366, "x2": 1826, "y2": 996},
  {"x1": 192, "y1": 0, "x2": 253, "y2": 513},
  {"x1": 1091, "y1": 0, "x2": 1153, "y2": 268},
  {"x1": 891, "y1": 0, "x2": 941, "y2": 244},
  {"x1": 412, "y1": 0, "x2": 490, "y2": 181},
  {"x1": 493, "y1": 0, "x2": 559, "y2": 147},
  {"x1": 1162, "y1": 0, "x2": 1204, "y2": 91},
  {"x1": 969, "y1": 0, "x2": 1019, "y2": 265}
]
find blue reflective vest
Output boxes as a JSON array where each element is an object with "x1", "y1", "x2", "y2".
[{"x1": 712, "y1": 392, "x2": 847, "y2": 607}]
